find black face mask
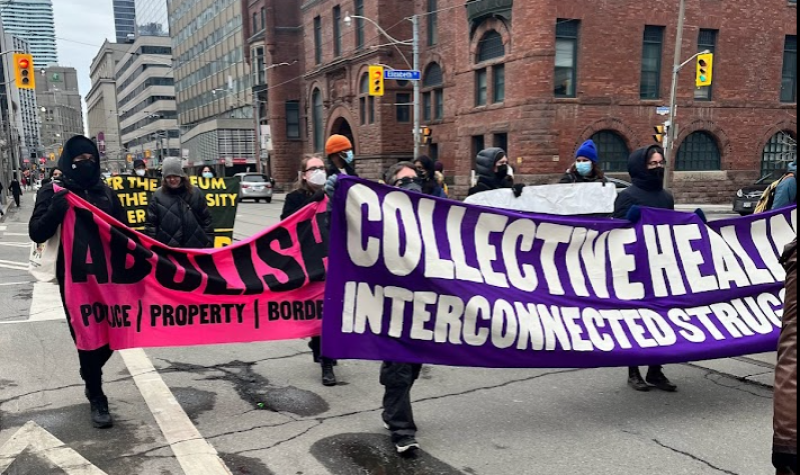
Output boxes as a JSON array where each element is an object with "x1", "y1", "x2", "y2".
[
  {"x1": 417, "y1": 169, "x2": 428, "y2": 180},
  {"x1": 396, "y1": 177, "x2": 423, "y2": 193},
  {"x1": 70, "y1": 161, "x2": 99, "y2": 189},
  {"x1": 496, "y1": 165, "x2": 509, "y2": 178}
]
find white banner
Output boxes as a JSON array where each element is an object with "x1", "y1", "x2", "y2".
[{"x1": 464, "y1": 183, "x2": 619, "y2": 216}]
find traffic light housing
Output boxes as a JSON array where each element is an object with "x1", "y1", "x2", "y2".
[
  {"x1": 369, "y1": 66, "x2": 385, "y2": 97},
  {"x1": 696, "y1": 53, "x2": 714, "y2": 87},
  {"x1": 422, "y1": 127, "x2": 433, "y2": 145},
  {"x1": 13, "y1": 54, "x2": 35, "y2": 89},
  {"x1": 653, "y1": 125, "x2": 668, "y2": 145}
]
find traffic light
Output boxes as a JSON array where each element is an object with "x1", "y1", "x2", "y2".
[
  {"x1": 653, "y1": 125, "x2": 668, "y2": 145},
  {"x1": 422, "y1": 127, "x2": 433, "y2": 145},
  {"x1": 369, "y1": 66, "x2": 385, "y2": 97},
  {"x1": 13, "y1": 54, "x2": 35, "y2": 89},
  {"x1": 696, "y1": 53, "x2": 714, "y2": 87}
]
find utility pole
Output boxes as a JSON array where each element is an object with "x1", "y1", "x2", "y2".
[
  {"x1": 664, "y1": 0, "x2": 687, "y2": 192},
  {"x1": 412, "y1": 14, "x2": 421, "y2": 159}
]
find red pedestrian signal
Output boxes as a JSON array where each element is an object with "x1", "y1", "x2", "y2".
[{"x1": 13, "y1": 54, "x2": 35, "y2": 90}]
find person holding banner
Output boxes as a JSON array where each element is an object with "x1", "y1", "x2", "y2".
[
  {"x1": 41, "y1": 167, "x2": 63, "y2": 187},
  {"x1": 145, "y1": 158, "x2": 214, "y2": 249},
  {"x1": 323, "y1": 135, "x2": 358, "y2": 204},
  {"x1": 29, "y1": 135, "x2": 125, "y2": 429},
  {"x1": 560, "y1": 140, "x2": 607, "y2": 184},
  {"x1": 613, "y1": 145, "x2": 678, "y2": 393},
  {"x1": 774, "y1": 239, "x2": 797, "y2": 475},
  {"x1": 282, "y1": 155, "x2": 336, "y2": 387},
  {"x1": 468, "y1": 148, "x2": 512, "y2": 197},
  {"x1": 414, "y1": 155, "x2": 447, "y2": 198},
  {"x1": 201, "y1": 166, "x2": 217, "y2": 179}
]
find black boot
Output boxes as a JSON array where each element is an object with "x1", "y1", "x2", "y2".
[
  {"x1": 628, "y1": 367, "x2": 651, "y2": 392},
  {"x1": 89, "y1": 396, "x2": 114, "y2": 429},
  {"x1": 647, "y1": 366, "x2": 678, "y2": 392},
  {"x1": 321, "y1": 360, "x2": 337, "y2": 387}
]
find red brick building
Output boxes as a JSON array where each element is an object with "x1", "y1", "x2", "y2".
[{"x1": 244, "y1": 0, "x2": 798, "y2": 202}]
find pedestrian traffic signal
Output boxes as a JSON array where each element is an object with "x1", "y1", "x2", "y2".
[
  {"x1": 696, "y1": 53, "x2": 714, "y2": 87},
  {"x1": 369, "y1": 66, "x2": 385, "y2": 97},
  {"x1": 422, "y1": 127, "x2": 433, "y2": 145},
  {"x1": 653, "y1": 125, "x2": 668, "y2": 145},
  {"x1": 13, "y1": 53, "x2": 35, "y2": 90}
]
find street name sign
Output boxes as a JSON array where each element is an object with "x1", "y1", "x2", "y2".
[{"x1": 385, "y1": 70, "x2": 422, "y2": 81}]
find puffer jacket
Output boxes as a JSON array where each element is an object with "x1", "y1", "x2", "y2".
[
  {"x1": 774, "y1": 239, "x2": 798, "y2": 473},
  {"x1": 469, "y1": 148, "x2": 511, "y2": 196},
  {"x1": 145, "y1": 185, "x2": 214, "y2": 249}
]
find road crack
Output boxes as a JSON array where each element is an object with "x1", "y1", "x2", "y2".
[{"x1": 652, "y1": 439, "x2": 742, "y2": 475}]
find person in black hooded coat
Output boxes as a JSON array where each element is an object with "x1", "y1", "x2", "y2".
[
  {"x1": 29, "y1": 135, "x2": 125, "y2": 430},
  {"x1": 145, "y1": 158, "x2": 214, "y2": 249},
  {"x1": 614, "y1": 145, "x2": 679, "y2": 394},
  {"x1": 468, "y1": 148, "x2": 512, "y2": 196}
]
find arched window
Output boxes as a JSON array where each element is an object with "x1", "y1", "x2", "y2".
[
  {"x1": 762, "y1": 131, "x2": 797, "y2": 176},
  {"x1": 312, "y1": 89, "x2": 324, "y2": 153},
  {"x1": 590, "y1": 131, "x2": 630, "y2": 173},
  {"x1": 475, "y1": 30, "x2": 506, "y2": 106},
  {"x1": 359, "y1": 74, "x2": 375, "y2": 126},
  {"x1": 423, "y1": 63, "x2": 444, "y2": 122},
  {"x1": 676, "y1": 132, "x2": 722, "y2": 171}
]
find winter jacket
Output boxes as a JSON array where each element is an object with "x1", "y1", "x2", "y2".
[
  {"x1": 10, "y1": 180, "x2": 21, "y2": 197},
  {"x1": 469, "y1": 148, "x2": 511, "y2": 196},
  {"x1": 29, "y1": 136, "x2": 126, "y2": 284},
  {"x1": 774, "y1": 239, "x2": 798, "y2": 472},
  {"x1": 613, "y1": 146, "x2": 674, "y2": 219},
  {"x1": 282, "y1": 188, "x2": 325, "y2": 220},
  {"x1": 772, "y1": 162, "x2": 797, "y2": 210},
  {"x1": 145, "y1": 186, "x2": 214, "y2": 249}
]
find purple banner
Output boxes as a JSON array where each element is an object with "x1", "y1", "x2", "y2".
[{"x1": 323, "y1": 177, "x2": 797, "y2": 369}]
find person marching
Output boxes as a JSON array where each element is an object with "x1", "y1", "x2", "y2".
[
  {"x1": 468, "y1": 148, "x2": 512, "y2": 196},
  {"x1": 774, "y1": 238, "x2": 798, "y2": 475},
  {"x1": 561, "y1": 140, "x2": 607, "y2": 184},
  {"x1": 10, "y1": 175, "x2": 22, "y2": 207},
  {"x1": 201, "y1": 166, "x2": 217, "y2": 179},
  {"x1": 145, "y1": 158, "x2": 214, "y2": 249},
  {"x1": 42, "y1": 167, "x2": 64, "y2": 187},
  {"x1": 133, "y1": 159, "x2": 149, "y2": 178},
  {"x1": 29, "y1": 135, "x2": 126, "y2": 429},
  {"x1": 414, "y1": 155, "x2": 447, "y2": 198},
  {"x1": 281, "y1": 155, "x2": 336, "y2": 387},
  {"x1": 613, "y1": 145, "x2": 678, "y2": 393}
]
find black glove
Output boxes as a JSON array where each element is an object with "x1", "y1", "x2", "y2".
[
  {"x1": 694, "y1": 208, "x2": 709, "y2": 224},
  {"x1": 513, "y1": 184, "x2": 525, "y2": 198},
  {"x1": 48, "y1": 189, "x2": 70, "y2": 222},
  {"x1": 311, "y1": 189, "x2": 326, "y2": 203},
  {"x1": 773, "y1": 452, "x2": 798, "y2": 474}
]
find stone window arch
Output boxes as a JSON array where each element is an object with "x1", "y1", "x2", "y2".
[
  {"x1": 312, "y1": 88, "x2": 324, "y2": 153},
  {"x1": 762, "y1": 131, "x2": 797, "y2": 176},
  {"x1": 474, "y1": 29, "x2": 507, "y2": 106},
  {"x1": 423, "y1": 63, "x2": 445, "y2": 121},
  {"x1": 590, "y1": 131, "x2": 630, "y2": 173},
  {"x1": 676, "y1": 131, "x2": 722, "y2": 171}
]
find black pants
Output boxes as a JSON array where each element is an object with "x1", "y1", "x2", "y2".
[
  {"x1": 381, "y1": 362, "x2": 423, "y2": 443},
  {"x1": 61, "y1": 281, "x2": 114, "y2": 400},
  {"x1": 12, "y1": 193, "x2": 20, "y2": 207},
  {"x1": 309, "y1": 336, "x2": 336, "y2": 366}
]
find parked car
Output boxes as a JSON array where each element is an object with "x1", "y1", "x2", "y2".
[
  {"x1": 235, "y1": 173, "x2": 274, "y2": 203},
  {"x1": 733, "y1": 169, "x2": 787, "y2": 216}
]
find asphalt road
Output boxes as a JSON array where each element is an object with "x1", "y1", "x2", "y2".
[{"x1": 0, "y1": 195, "x2": 778, "y2": 475}]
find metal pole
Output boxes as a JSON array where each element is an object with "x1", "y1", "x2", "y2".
[
  {"x1": 254, "y1": 92, "x2": 263, "y2": 175},
  {"x1": 664, "y1": 0, "x2": 686, "y2": 192},
  {"x1": 412, "y1": 15, "x2": 421, "y2": 159}
]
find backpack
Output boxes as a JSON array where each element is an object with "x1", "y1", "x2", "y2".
[{"x1": 755, "y1": 172, "x2": 796, "y2": 214}]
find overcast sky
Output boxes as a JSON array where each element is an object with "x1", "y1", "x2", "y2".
[{"x1": 53, "y1": 0, "x2": 117, "y2": 128}]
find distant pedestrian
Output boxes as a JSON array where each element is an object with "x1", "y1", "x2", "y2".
[
  {"x1": 133, "y1": 159, "x2": 148, "y2": 178},
  {"x1": 434, "y1": 161, "x2": 449, "y2": 197},
  {"x1": 41, "y1": 168, "x2": 63, "y2": 187},
  {"x1": 468, "y1": 148, "x2": 512, "y2": 196},
  {"x1": 145, "y1": 158, "x2": 214, "y2": 249},
  {"x1": 614, "y1": 145, "x2": 678, "y2": 393},
  {"x1": 772, "y1": 161, "x2": 797, "y2": 211},
  {"x1": 281, "y1": 155, "x2": 334, "y2": 387},
  {"x1": 774, "y1": 239, "x2": 797, "y2": 475},
  {"x1": 29, "y1": 135, "x2": 125, "y2": 429},
  {"x1": 561, "y1": 140, "x2": 607, "y2": 184},
  {"x1": 414, "y1": 155, "x2": 447, "y2": 198},
  {"x1": 201, "y1": 166, "x2": 217, "y2": 179},
  {"x1": 10, "y1": 176, "x2": 22, "y2": 207}
]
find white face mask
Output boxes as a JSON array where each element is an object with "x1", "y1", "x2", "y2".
[
  {"x1": 307, "y1": 169, "x2": 327, "y2": 187},
  {"x1": 135, "y1": 169, "x2": 146, "y2": 177}
]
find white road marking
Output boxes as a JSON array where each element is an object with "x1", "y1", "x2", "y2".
[
  {"x1": 0, "y1": 242, "x2": 30, "y2": 248},
  {"x1": 121, "y1": 349, "x2": 232, "y2": 475},
  {"x1": 0, "y1": 422, "x2": 108, "y2": 474},
  {"x1": 2, "y1": 233, "x2": 30, "y2": 237},
  {"x1": 0, "y1": 260, "x2": 27, "y2": 271},
  {"x1": 0, "y1": 281, "x2": 31, "y2": 287}
]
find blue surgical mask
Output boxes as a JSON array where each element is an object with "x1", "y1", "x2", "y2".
[
  {"x1": 202, "y1": 172, "x2": 214, "y2": 179},
  {"x1": 342, "y1": 151, "x2": 355, "y2": 165},
  {"x1": 576, "y1": 162, "x2": 593, "y2": 177}
]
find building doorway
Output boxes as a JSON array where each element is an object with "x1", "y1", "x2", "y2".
[{"x1": 330, "y1": 117, "x2": 356, "y2": 153}]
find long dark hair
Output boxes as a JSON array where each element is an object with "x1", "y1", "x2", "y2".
[
  {"x1": 569, "y1": 162, "x2": 606, "y2": 180},
  {"x1": 415, "y1": 155, "x2": 439, "y2": 195}
]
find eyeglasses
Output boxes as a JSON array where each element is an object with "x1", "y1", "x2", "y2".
[
  {"x1": 394, "y1": 177, "x2": 421, "y2": 188},
  {"x1": 305, "y1": 166, "x2": 325, "y2": 173}
]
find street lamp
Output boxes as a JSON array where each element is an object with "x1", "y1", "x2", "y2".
[{"x1": 344, "y1": 13, "x2": 422, "y2": 158}]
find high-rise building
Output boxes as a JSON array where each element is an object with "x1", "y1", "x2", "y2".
[
  {"x1": 116, "y1": 35, "x2": 178, "y2": 169},
  {"x1": 134, "y1": 0, "x2": 169, "y2": 37},
  {"x1": 87, "y1": 41, "x2": 129, "y2": 173},
  {"x1": 35, "y1": 67, "x2": 84, "y2": 160},
  {"x1": 113, "y1": 0, "x2": 137, "y2": 43},
  {"x1": 0, "y1": 0, "x2": 58, "y2": 67},
  {"x1": 168, "y1": 0, "x2": 255, "y2": 172}
]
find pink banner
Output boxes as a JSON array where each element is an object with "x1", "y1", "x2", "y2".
[{"x1": 61, "y1": 193, "x2": 328, "y2": 351}]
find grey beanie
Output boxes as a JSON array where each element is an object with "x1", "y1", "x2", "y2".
[{"x1": 162, "y1": 158, "x2": 186, "y2": 178}]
